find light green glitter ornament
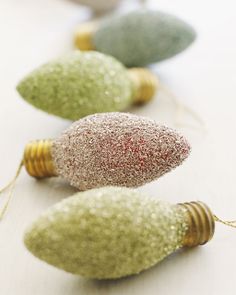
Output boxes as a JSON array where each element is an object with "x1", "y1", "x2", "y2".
[
  {"x1": 75, "y1": 10, "x2": 196, "y2": 67},
  {"x1": 24, "y1": 187, "x2": 216, "y2": 279},
  {"x1": 16, "y1": 51, "x2": 158, "y2": 120}
]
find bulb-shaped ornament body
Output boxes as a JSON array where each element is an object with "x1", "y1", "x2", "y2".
[
  {"x1": 23, "y1": 113, "x2": 190, "y2": 190},
  {"x1": 16, "y1": 51, "x2": 158, "y2": 120},
  {"x1": 24, "y1": 187, "x2": 215, "y2": 279},
  {"x1": 75, "y1": 10, "x2": 196, "y2": 67}
]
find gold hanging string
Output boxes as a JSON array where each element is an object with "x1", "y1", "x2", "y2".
[
  {"x1": 0, "y1": 160, "x2": 24, "y2": 220},
  {"x1": 159, "y1": 84, "x2": 207, "y2": 133},
  {"x1": 214, "y1": 215, "x2": 236, "y2": 229},
  {"x1": 0, "y1": 160, "x2": 24, "y2": 195}
]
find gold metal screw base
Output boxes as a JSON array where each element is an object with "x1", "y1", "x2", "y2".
[
  {"x1": 128, "y1": 68, "x2": 159, "y2": 104},
  {"x1": 179, "y1": 201, "x2": 215, "y2": 247},
  {"x1": 23, "y1": 140, "x2": 57, "y2": 179},
  {"x1": 74, "y1": 22, "x2": 97, "y2": 51}
]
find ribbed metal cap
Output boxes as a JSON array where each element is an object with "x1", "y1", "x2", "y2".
[
  {"x1": 23, "y1": 140, "x2": 57, "y2": 178},
  {"x1": 128, "y1": 68, "x2": 159, "y2": 104},
  {"x1": 74, "y1": 22, "x2": 97, "y2": 51},
  {"x1": 180, "y1": 201, "x2": 215, "y2": 247}
]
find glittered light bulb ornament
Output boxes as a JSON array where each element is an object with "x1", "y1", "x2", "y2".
[
  {"x1": 24, "y1": 186, "x2": 232, "y2": 279},
  {"x1": 25, "y1": 113, "x2": 190, "y2": 188},
  {"x1": 16, "y1": 51, "x2": 158, "y2": 120},
  {"x1": 74, "y1": 10, "x2": 196, "y2": 67},
  {"x1": 24, "y1": 113, "x2": 190, "y2": 189},
  {"x1": 0, "y1": 113, "x2": 190, "y2": 219}
]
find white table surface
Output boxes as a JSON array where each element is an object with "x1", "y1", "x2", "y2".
[{"x1": 1, "y1": 0, "x2": 236, "y2": 294}]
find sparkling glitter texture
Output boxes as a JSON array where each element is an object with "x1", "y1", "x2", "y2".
[
  {"x1": 52, "y1": 113, "x2": 191, "y2": 190},
  {"x1": 16, "y1": 51, "x2": 133, "y2": 120},
  {"x1": 24, "y1": 187, "x2": 188, "y2": 279},
  {"x1": 93, "y1": 10, "x2": 196, "y2": 67}
]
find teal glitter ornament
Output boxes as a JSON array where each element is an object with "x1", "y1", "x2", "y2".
[
  {"x1": 24, "y1": 187, "x2": 218, "y2": 279},
  {"x1": 16, "y1": 51, "x2": 158, "y2": 120},
  {"x1": 75, "y1": 10, "x2": 196, "y2": 67}
]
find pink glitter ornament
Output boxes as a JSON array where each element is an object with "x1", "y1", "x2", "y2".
[
  {"x1": 26, "y1": 112, "x2": 189, "y2": 190},
  {"x1": 1, "y1": 112, "x2": 190, "y2": 199},
  {"x1": 0, "y1": 113, "x2": 191, "y2": 218}
]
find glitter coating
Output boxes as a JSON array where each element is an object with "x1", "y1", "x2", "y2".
[
  {"x1": 93, "y1": 10, "x2": 196, "y2": 67},
  {"x1": 52, "y1": 112, "x2": 191, "y2": 190},
  {"x1": 16, "y1": 51, "x2": 133, "y2": 120},
  {"x1": 24, "y1": 187, "x2": 188, "y2": 279}
]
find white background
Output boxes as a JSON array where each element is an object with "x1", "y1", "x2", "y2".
[{"x1": 0, "y1": 0, "x2": 236, "y2": 294}]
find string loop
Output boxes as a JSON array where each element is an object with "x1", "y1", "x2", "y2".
[
  {"x1": 214, "y1": 215, "x2": 236, "y2": 229},
  {"x1": 159, "y1": 83, "x2": 207, "y2": 133},
  {"x1": 0, "y1": 160, "x2": 24, "y2": 220}
]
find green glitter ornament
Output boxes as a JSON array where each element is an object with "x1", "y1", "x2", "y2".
[
  {"x1": 24, "y1": 187, "x2": 217, "y2": 279},
  {"x1": 16, "y1": 51, "x2": 158, "y2": 120},
  {"x1": 75, "y1": 10, "x2": 196, "y2": 67}
]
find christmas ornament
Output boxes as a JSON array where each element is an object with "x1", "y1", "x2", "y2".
[
  {"x1": 3, "y1": 113, "x2": 190, "y2": 189},
  {"x1": 0, "y1": 113, "x2": 190, "y2": 219},
  {"x1": 74, "y1": 10, "x2": 196, "y2": 67},
  {"x1": 16, "y1": 51, "x2": 158, "y2": 120},
  {"x1": 24, "y1": 186, "x2": 234, "y2": 279},
  {"x1": 70, "y1": 0, "x2": 121, "y2": 14}
]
